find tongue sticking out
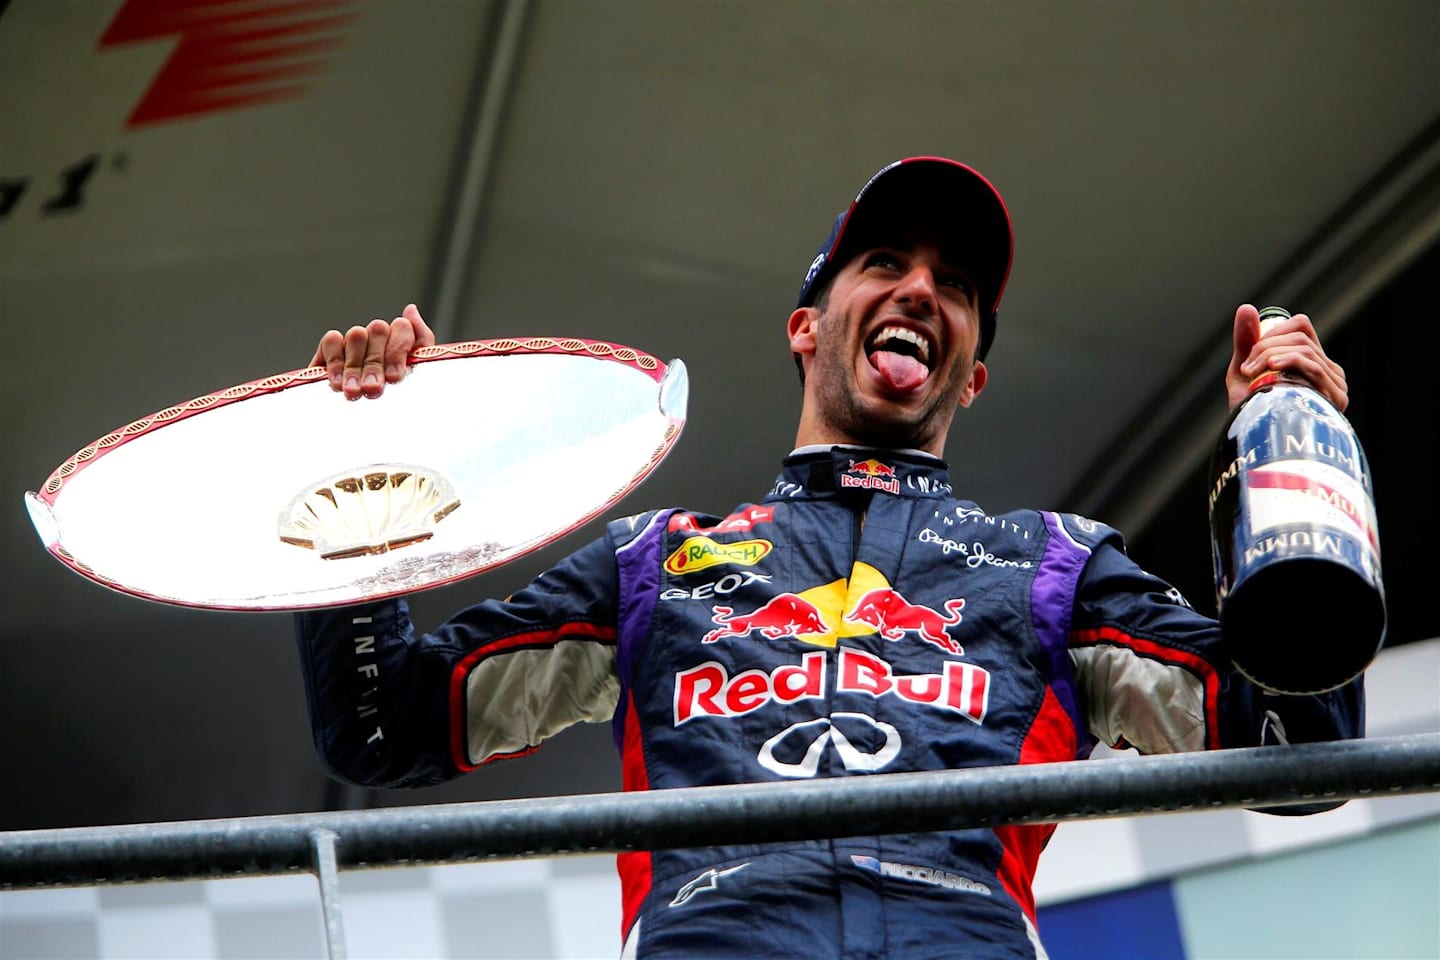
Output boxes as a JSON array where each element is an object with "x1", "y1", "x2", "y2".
[{"x1": 872, "y1": 349, "x2": 929, "y2": 392}]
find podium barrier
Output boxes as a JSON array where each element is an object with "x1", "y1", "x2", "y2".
[{"x1": 3, "y1": 734, "x2": 1438, "y2": 959}]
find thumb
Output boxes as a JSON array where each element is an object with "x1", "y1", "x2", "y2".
[
  {"x1": 1225, "y1": 304, "x2": 1263, "y2": 410},
  {"x1": 401, "y1": 303, "x2": 436, "y2": 348},
  {"x1": 1232, "y1": 303, "x2": 1261, "y2": 361}
]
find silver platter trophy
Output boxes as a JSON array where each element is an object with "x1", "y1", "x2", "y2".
[{"x1": 25, "y1": 338, "x2": 687, "y2": 610}]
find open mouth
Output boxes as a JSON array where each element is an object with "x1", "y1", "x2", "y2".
[{"x1": 866, "y1": 325, "x2": 934, "y2": 392}]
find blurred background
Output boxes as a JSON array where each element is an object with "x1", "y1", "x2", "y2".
[{"x1": 2, "y1": 1, "x2": 1436, "y2": 958}]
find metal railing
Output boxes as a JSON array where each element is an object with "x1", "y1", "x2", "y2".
[{"x1": 3, "y1": 734, "x2": 1438, "y2": 959}]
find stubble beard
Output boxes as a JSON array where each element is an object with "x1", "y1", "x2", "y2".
[{"x1": 808, "y1": 308, "x2": 972, "y2": 452}]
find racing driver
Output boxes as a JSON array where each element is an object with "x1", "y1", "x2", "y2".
[{"x1": 295, "y1": 156, "x2": 1363, "y2": 959}]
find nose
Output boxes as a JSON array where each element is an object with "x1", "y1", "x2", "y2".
[{"x1": 892, "y1": 265, "x2": 938, "y2": 314}]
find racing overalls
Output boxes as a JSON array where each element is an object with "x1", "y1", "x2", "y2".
[{"x1": 295, "y1": 445, "x2": 1364, "y2": 959}]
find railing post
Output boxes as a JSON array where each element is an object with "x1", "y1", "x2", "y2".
[{"x1": 308, "y1": 828, "x2": 347, "y2": 960}]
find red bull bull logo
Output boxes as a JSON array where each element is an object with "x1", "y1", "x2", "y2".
[
  {"x1": 703, "y1": 594, "x2": 829, "y2": 643},
  {"x1": 845, "y1": 588, "x2": 965, "y2": 655},
  {"x1": 673, "y1": 648, "x2": 989, "y2": 724},
  {"x1": 841, "y1": 458, "x2": 900, "y2": 495},
  {"x1": 696, "y1": 563, "x2": 967, "y2": 654},
  {"x1": 664, "y1": 536, "x2": 773, "y2": 575}
]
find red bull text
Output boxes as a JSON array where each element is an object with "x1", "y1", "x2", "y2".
[
  {"x1": 674, "y1": 648, "x2": 989, "y2": 724},
  {"x1": 841, "y1": 459, "x2": 900, "y2": 495}
]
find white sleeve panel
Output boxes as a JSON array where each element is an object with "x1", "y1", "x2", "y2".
[
  {"x1": 463, "y1": 640, "x2": 620, "y2": 764},
  {"x1": 1070, "y1": 644, "x2": 1208, "y2": 754}
]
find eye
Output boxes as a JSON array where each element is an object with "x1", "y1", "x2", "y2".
[
  {"x1": 938, "y1": 274, "x2": 975, "y2": 299},
  {"x1": 863, "y1": 251, "x2": 901, "y2": 272}
]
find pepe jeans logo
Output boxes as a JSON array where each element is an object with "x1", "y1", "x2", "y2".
[
  {"x1": 664, "y1": 537, "x2": 772, "y2": 575},
  {"x1": 917, "y1": 528, "x2": 1033, "y2": 569}
]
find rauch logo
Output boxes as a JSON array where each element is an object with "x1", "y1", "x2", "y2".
[{"x1": 664, "y1": 537, "x2": 773, "y2": 575}]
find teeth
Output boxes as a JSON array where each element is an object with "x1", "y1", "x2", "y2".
[{"x1": 871, "y1": 327, "x2": 930, "y2": 364}]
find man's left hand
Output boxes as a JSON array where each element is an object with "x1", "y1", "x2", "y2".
[{"x1": 1226, "y1": 304, "x2": 1349, "y2": 412}]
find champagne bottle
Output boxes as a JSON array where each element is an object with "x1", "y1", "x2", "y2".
[{"x1": 1208, "y1": 306, "x2": 1385, "y2": 694}]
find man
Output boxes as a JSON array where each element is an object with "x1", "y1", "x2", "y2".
[{"x1": 297, "y1": 157, "x2": 1362, "y2": 959}]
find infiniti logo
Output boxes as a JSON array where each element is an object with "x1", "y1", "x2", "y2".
[{"x1": 756, "y1": 713, "x2": 901, "y2": 778}]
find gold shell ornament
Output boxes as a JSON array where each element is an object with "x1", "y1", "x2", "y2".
[{"x1": 279, "y1": 465, "x2": 461, "y2": 559}]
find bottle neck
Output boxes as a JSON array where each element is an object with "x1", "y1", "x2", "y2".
[
  {"x1": 1247, "y1": 306, "x2": 1311, "y2": 396},
  {"x1": 1247, "y1": 369, "x2": 1311, "y2": 395}
]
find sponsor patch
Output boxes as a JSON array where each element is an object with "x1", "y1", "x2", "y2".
[
  {"x1": 845, "y1": 587, "x2": 965, "y2": 655},
  {"x1": 932, "y1": 507, "x2": 1033, "y2": 540},
  {"x1": 757, "y1": 713, "x2": 901, "y2": 778},
  {"x1": 669, "y1": 863, "x2": 750, "y2": 907},
  {"x1": 659, "y1": 571, "x2": 773, "y2": 602},
  {"x1": 916, "y1": 529, "x2": 1033, "y2": 569},
  {"x1": 841, "y1": 458, "x2": 900, "y2": 495},
  {"x1": 668, "y1": 505, "x2": 775, "y2": 535},
  {"x1": 703, "y1": 594, "x2": 829, "y2": 643},
  {"x1": 664, "y1": 537, "x2": 772, "y2": 575},
  {"x1": 673, "y1": 648, "x2": 989, "y2": 725},
  {"x1": 694, "y1": 561, "x2": 969, "y2": 653},
  {"x1": 850, "y1": 855, "x2": 992, "y2": 896}
]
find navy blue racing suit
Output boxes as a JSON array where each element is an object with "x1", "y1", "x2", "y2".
[{"x1": 295, "y1": 446, "x2": 1364, "y2": 959}]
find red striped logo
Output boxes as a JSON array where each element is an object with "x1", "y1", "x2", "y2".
[{"x1": 99, "y1": 0, "x2": 355, "y2": 127}]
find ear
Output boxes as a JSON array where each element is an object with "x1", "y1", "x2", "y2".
[
  {"x1": 787, "y1": 307, "x2": 821, "y2": 359},
  {"x1": 956, "y1": 360, "x2": 988, "y2": 408}
]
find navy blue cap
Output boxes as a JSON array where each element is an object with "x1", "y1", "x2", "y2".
[{"x1": 795, "y1": 157, "x2": 1013, "y2": 361}]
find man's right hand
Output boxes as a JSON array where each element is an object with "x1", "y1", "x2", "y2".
[{"x1": 310, "y1": 304, "x2": 436, "y2": 400}]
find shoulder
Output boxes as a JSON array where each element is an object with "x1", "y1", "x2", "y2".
[
  {"x1": 931, "y1": 501, "x2": 1122, "y2": 546},
  {"x1": 606, "y1": 505, "x2": 762, "y2": 548},
  {"x1": 607, "y1": 509, "x2": 666, "y2": 540},
  {"x1": 1045, "y1": 511, "x2": 1127, "y2": 553},
  {"x1": 606, "y1": 509, "x2": 682, "y2": 550},
  {"x1": 936, "y1": 505, "x2": 1130, "y2": 566}
]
